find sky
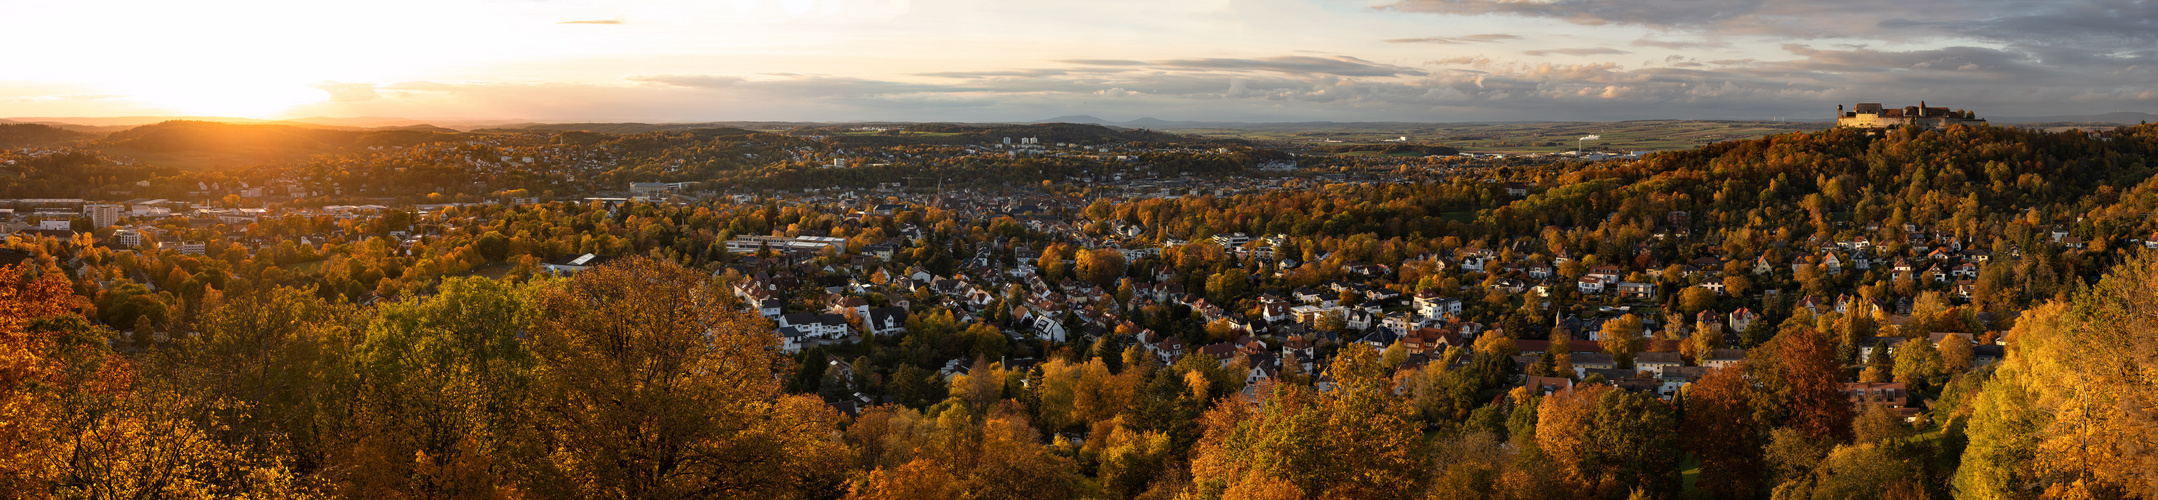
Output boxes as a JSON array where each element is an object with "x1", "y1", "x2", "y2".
[{"x1": 1, "y1": 0, "x2": 2153, "y2": 123}]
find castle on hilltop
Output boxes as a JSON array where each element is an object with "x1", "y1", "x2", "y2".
[{"x1": 1837, "y1": 102, "x2": 1986, "y2": 130}]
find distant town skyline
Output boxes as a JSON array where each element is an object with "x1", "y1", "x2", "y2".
[{"x1": 4, "y1": 0, "x2": 2154, "y2": 123}]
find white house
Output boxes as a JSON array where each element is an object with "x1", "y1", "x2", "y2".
[
  {"x1": 1578, "y1": 276, "x2": 1605, "y2": 294},
  {"x1": 863, "y1": 307, "x2": 909, "y2": 336}
]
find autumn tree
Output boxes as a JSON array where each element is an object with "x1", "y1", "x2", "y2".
[
  {"x1": 1937, "y1": 332, "x2": 1973, "y2": 373},
  {"x1": 520, "y1": 257, "x2": 851, "y2": 499},
  {"x1": 1538, "y1": 385, "x2": 1681, "y2": 499},
  {"x1": 1185, "y1": 343, "x2": 1426, "y2": 499},
  {"x1": 1597, "y1": 314, "x2": 1644, "y2": 368},
  {"x1": 338, "y1": 276, "x2": 538, "y2": 498},
  {"x1": 1955, "y1": 254, "x2": 2158, "y2": 499},
  {"x1": 845, "y1": 402, "x2": 1077, "y2": 500},
  {"x1": 1078, "y1": 249, "x2": 1128, "y2": 288},
  {"x1": 1676, "y1": 286, "x2": 1717, "y2": 317},
  {"x1": 173, "y1": 284, "x2": 355, "y2": 471},
  {"x1": 1749, "y1": 327, "x2": 1855, "y2": 443},
  {"x1": 3, "y1": 265, "x2": 318, "y2": 498},
  {"x1": 1683, "y1": 366, "x2": 1767, "y2": 499}
]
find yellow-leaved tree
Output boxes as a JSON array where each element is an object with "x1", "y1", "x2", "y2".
[
  {"x1": 1956, "y1": 254, "x2": 2158, "y2": 499},
  {"x1": 520, "y1": 257, "x2": 852, "y2": 499},
  {"x1": 1185, "y1": 342, "x2": 1427, "y2": 499}
]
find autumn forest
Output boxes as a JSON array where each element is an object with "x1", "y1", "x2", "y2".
[{"x1": 3, "y1": 122, "x2": 2158, "y2": 499}]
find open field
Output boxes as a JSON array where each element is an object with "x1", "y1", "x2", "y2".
[
  {"x1": 837, "y1": 130, "x2": 964, "y2": 137},
  {"x1": 1170, "y1": 120, "x2": 1830, "y2": 155}
]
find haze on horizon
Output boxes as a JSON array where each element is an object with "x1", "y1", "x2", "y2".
[{"x1": 3, "y1": 0, "x2": 2153, "y2": 124}]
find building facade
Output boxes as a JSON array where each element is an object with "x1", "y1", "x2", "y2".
[{"x1": 1837, "y1": 102, "x2": 1986, "y2": 130}]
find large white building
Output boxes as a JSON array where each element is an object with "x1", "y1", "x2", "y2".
[
  {"x1": 725, "y1": 235, "x2": 848, "y2": 255},
  {"x1": 1836, "y1": 102, "x2": 1986, "y2": 130},
  {"x1": 84, "y1": 204, "x2": 123, "y2": 228}
]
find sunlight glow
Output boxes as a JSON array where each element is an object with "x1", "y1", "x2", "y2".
[{"x1": 119, "y1": 79, "x2": 326, "y2": 119}]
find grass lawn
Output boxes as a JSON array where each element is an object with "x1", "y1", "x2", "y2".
[
  {"x1": 1681, "y1": 454, "x2": 1700, "y2": 495},
  {"x1": 464, "y1": 263, "x2": 513, "y2": 280}
]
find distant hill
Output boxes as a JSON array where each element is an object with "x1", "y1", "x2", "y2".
[
  {"x1": 803, "y1": 122, "x2": 1236, "y2": 147},
  {"x1": 1032, "y1": 115, "x2": 1126, "y2": 127},
  {"x1": 99, "y1": 121, "x2": 356, "y2": 154},
  {"x1": 1990, "y1": 112, "x2": 2158, "y2": 124},
  {"x1": 485, "y1": 122, "x2": 802, "y2": 134},
  {"x1": 3, "y1": 115, "x2": 278, "y2": 127},
  {"x1": 0, "y1": 123, "x2": 97, "y2": 148},
  {"x1": 97, "y1": 120, "x2": 471, "y2": 156},
  {"x1": 6, "y1": 115, "x2": 490, "y2": 133},
  {"x1": 284, "y1": 116, "x2": 438, "y2": 128},
  {"x1": 1026, "y1": 116, "x2": 1585, "y2": 130}
]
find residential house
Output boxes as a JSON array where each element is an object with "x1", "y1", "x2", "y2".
[
  {"x1": 1578, "y1": 276, "x2": 1606, "y2": 294},
  {"x1": 1728, "y1": 308, "x2": 1757, "y2": 333},
  {"x1": 1857, "y1": 336, "x2": 1908, "y2": 362},
  {"x1": 1616, "y1": 281, "x2": 1656, "y2": 299},
  {"x1": 1698, "y1": 277, "x2": 1725, "y2": 294},
  {"x1": 1702, "y1": 348, "x2": 1747, "y2": 369},
  {"x1": 1523, "y1": 376, "x2": 1574, "y2": 395},
  {"x1": 1413, "y1": 291, "x2": 1462, "y2": 318},
  {"x1": 1571, "y1": 353, "x2": 1617, "y2": 377},
  {"x1": 1843, "y1": 382, "x2": 1908, "y2": 408},
  {"x1": 863, "y1": 307, "x2": 909, "y2": 336},
  {"x1": 778, "y1": 312, "x2": 851, "y2": 339},
  {"x1": 1634, "y1": 352, "x2": 1683, "y2": 373}
]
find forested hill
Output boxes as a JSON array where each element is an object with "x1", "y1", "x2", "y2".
[
  {"x1": 1489, "y1": 124, "x2": 2157, "y2": 249},
  {"x1": 96, "y1": 120, "x2": 474, "y2": 154},
  {"x1": 0, "y1": 123, "x2": 97, "y2": 148}
]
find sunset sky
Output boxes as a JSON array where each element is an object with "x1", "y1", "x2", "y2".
[{"x1": 3, "y1": 0, "x2": 2153, "y2": 123}]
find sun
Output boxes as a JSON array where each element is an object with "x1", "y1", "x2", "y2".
[{"x1": 121, "y1": 77, "x2": 327, "y2": 119}]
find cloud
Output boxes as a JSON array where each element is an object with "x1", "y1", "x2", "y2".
[
  {"x1": 275, "y1": 40, "x2": 2158, "y2": 124},
  {"x1": 1523, "y1": 48, "x2": 1631, "y2": 57},
  {"x1": 312, "y1": 82, "x2": 380, "y2": 102},
  {"x1": 1775, "y1": 44, "x2": 2042, "y2": 78},
  {"x1": 1426, "y1": 56, "x2": 1494, "y2": 66},
  {"x1": 557, "y1": 19, "x2": 622, "y2": 24},
  {"x1": 915, "y1": 69, "x2": 1074, "y2": 78},
  {"x1": 1631, "y1": 38, "x2": 1729, "y2": 50},
  {"x1": 1383, "y1": 0, "x2": 2158, "y2": 56},
  {"x1": 1059, "y1": 59, "x2": 1149, "y2": 66},
  {"x1": 625, "y1": 75, "x2": 746, "y2": 88},
  {"x1": 1057, "y1": 56, "x2": 1424, "y2": 77},
  {"x1": 1151, "y1": 56, "x2": 1427, "y2": 76},
  {"x1": 1382, "y1": 0, "x2": 1767, "y2": 28},
  {"x1": 1385, "y1": 33, "x2": 1519, "y2": 44},
  {"x1": 0, "y1": 93, "x2": 125, "y2": 104}
]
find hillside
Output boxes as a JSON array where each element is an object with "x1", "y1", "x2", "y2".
[
  {"x1": 98, "y1": 120, "x2": 357, "y2": 153},
  {"x1": 0, "y1": 123, "x2": 96, "y2": 148},
  {"x1": 87, "y1": 120, "x2": 474, "y2": 170},
  {"x1": 818, "y1": 122, "x2": 1236, "y2": 148}
]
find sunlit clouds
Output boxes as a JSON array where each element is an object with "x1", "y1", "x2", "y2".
[{"x1": 1, "y1": 0, "x2": 2152, "y2": 122}]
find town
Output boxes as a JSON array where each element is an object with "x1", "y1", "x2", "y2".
[{"x1": 3, "y1": 117, "x2": 2154, "y2": 499}]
